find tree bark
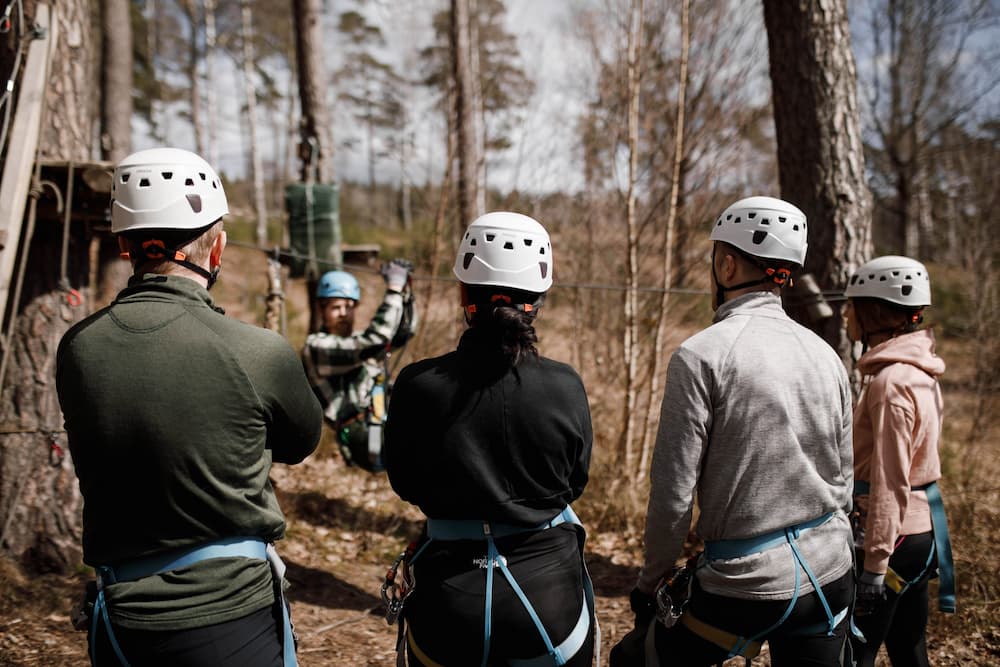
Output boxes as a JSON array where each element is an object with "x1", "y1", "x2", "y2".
[
  {"x1": 762, "y1": 0, "x2": 873, "y2": 362},
  {"x1": 239, "y1": 0, "x2": 268, "y2": 246},
  {"x1": 0, "y1": 0, "x2": 96, "y2": 572},
  {"x1": 99, "y1": 0, "x2": 131, "y2": 163},
  {"x1": 621, "y1": 0, "x2": 642, "y2": 479},
  {"x1": 292, "y1": 0, "x2": 334, "y2": 184},
  {"x1": 451, "y1": 0, "x2": 479, "y2": 230}
]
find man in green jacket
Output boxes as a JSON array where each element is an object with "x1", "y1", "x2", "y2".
[{"x1": 57, "y1": 147, "x2": 323, "y2": 667}]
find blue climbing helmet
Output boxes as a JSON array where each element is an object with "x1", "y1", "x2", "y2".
[{"x1": 316, "y1": 271, "x2": 360, "y2": 301}]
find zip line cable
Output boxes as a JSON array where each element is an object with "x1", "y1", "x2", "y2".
[
  {"x1": 225, "y1": 238, "x2": 853, "y2": 300},
  {"x1": 225, "y1": 238, "x2": 715, "y2": 296}
]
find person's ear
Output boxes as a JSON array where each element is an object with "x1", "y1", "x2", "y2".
[
  {"x1": 718, "y1": 250, "x2": 738, "y2": 282},
  {"x1": 210, "y1": 230, "x2": 227, "y2": 268},
  {"x1": 117, "y1": 236, "x2": 131, "y2": 260}
]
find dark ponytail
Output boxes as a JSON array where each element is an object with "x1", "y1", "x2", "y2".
[{"x1": 465, "y1": 285, "x2": 543, "y2": 367}]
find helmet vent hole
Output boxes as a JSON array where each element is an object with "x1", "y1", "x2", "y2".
[
  {"x1": 539, "y1": 262, "x2": 548, "y2": 279},
  {"x1": 540, "y1": 247, "x2": 546, "y2": 255},
  {"x1": 879, "y1": 276, "x2": 887, "y2": 281},
  {"x1": 850, "y1": 275, "x2": 859, "y2": 285},
  {"x1": 748, "y1": 212, "x2": 756, "y2": 219},
  {"x1": 734, "y1": 216, "x2": 741, "y2": 223},
  {"x1": 716, "y1": 219, "x2": 722, "y2": 226},
  {"x1": 486, "y1": 234, "x2": 495, "y2": 242},
  {"x1": 793, "y1": 224, "x2": 800, "y2": 231},
  {"x1": 199, "y1": 173, "x2": 207, "y2": 180},
  {"x1": 504, "y1": 241, "x2": 514, "y2": 250},
  {"x1": 186, "y1": 194, "x2": 203, "y2": 213},
  {"x1": 902, "y1": 285, "x2": 913, "y2": 296},
  {"x1": 470, "y1": 238, "x2": 477, "y2": 246},
  {"x1": 892, "y1": 271, "x2": 900, "y2": 276},
  {"x1": 760, "y1": 218, "x2": 770, "y2": 225},
  {"x1": 524, "y1": 239, "x2": 533, "y2": 246},
  {"x1": 162, "y1": 172, "x2": 173, "y2": 180},
  {"x1": 185, "y1": 178, "x2": 195, "y2": 186},
  {"x1": 779, "y1": 216, "x2": 787, "y2": 223},
  {"x1": 463, "y1": 252, "x2": 475, "y2": 270},
  {"x1": 121, "y1": 174, "x2": 130, "y2": 183},
  {"x1": 138, "y1": 178, "x2": 150, "y2": 187},
  {"x1": 752, "y1": 230, "x2": 768, "y2": 245},
  {"x1": 726, "y1": 214, "x2": 733, "y2": 220}
]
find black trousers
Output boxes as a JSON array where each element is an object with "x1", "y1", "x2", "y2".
[
  {"x1": 88, "y1": 603, "x2": 284, "y2": 667},
  {"x1": 851, "y1": 531, "x2": 936, "y2": 667},
  {"x1": 612, "y1": 570, "x2": 854, "y2": 667},
  {"x1": 403, "y1": 524, "x2": 595, "y2": 667}
]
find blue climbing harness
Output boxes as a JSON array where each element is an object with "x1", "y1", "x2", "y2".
[
  {"x1": 410, "y1": 506, "x2": 596, "y2": 667},
  {"x1": 90, "y1": 537, "x2": 297, "y2": 667},
  {"x1": 854, "y1": 480, "x2": 955, "y2": 612},
  {"x1": 699, "y1": 512, "x2": 849, "y2": 660}
]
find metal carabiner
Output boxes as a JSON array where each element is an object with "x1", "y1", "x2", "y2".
[{"x1": 381, "y1": 545, "x2": 417, "y2": 625}]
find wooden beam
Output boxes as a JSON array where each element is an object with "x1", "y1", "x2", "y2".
[{"x1": 0, "y1": 4, "x2": 56, "y2": 317}]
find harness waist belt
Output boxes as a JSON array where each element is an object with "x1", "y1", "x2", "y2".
[
  {"x1": 427, "y1": 506, "x2": 579, "y2": 541},
  {"x1": 704, "y1": 512, "x2": 834, "y2": 561},
  {"x1": 99, "y1": 537, "x2": 267, "y2": 585},
  {"x1": 92, "y1": 537, "x2": 297, "y2": 667},
  {"x1": 854, "y1": 479, "x2": 955, "y2": 612}
]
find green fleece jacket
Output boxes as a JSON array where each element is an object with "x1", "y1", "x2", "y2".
[{"x1": 56, "y1": 274, "x2": 323, "y2": 630}]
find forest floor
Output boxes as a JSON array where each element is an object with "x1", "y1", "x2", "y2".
[
  {"x1": 0, "y1": 448, "x2": 995, "y2": 666},
  {"x1": 1, "y1": 244, "x2": 997, "y2": 665}
]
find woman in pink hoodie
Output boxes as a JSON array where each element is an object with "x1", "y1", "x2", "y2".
[{"x1": 844, "y1": 255, "x2": 954, "y2": 667}]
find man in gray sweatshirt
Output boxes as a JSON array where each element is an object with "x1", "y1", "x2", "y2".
[{"x1": 612, "y1": 196, "x2": 855, "y2": 666}]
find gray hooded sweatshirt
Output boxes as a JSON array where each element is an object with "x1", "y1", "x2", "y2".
[{"x1": 639, "y1": 292, "x2": 854, "y2": 600}]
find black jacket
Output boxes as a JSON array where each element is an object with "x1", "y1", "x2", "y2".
[{"x1": 384, "y1": 327, "x2": 592, "y2": 526}]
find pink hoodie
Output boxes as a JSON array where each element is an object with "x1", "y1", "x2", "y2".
[{"x1": 853, "y1": 329, "x2": 946, "y2": 575}]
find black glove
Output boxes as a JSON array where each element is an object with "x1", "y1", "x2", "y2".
[
  {"x1": 855, "y1": 570, "x2": 886, "y2": 616},
  {"x1": 382, "y1": 258, "x2": 413, "y2": 292},
  {"x1": 629, "y1": 587, "x2": 657, "y2": 628}
]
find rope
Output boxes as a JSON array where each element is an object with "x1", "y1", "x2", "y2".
[{"x1": 224, "y1": 239, "x2": 712, "y2": 297}]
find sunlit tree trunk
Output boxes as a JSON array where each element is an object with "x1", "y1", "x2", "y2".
[
  {"x1": 239, "y1": 0, "x2": 268, "y2": 245},
  {"x1": 621, "y1": 0, "x2": 643, "y2": 480},
  {"x1": 640, "y1": 0, "x2": 689, "y2": 484}
]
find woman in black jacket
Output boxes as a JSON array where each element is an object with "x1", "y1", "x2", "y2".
[{"x1": 384, "y1": 212, "x2": 595, "y2": 667}]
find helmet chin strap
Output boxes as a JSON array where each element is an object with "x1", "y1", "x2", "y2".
[
  {"x1": 712, "y1": 246, "x2": 792, "y2": 306},
  {"x1": 123, "y1": 239, "x2": 219, "y2": 288},
  {"x1": 464, "y1": 293, "x2": 540, "y2": 322}
]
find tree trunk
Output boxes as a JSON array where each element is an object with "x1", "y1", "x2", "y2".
[
  {"x1": 292, "y1": 0, "x2": 334, "y2": 184},
  {"x1": 99, "y1": 0, "x2": 131, "y2": 163},
  {"x1": 0, "y1": 0, "x2": 97, "y2": 573},
  {"x1": 621, "y1": 0, "x2": 642, "y2": 479},
  {"x1": 762, "y1": 0, "x2": 873, "y2": 363},
  {"x1": 640, "y1": 0, "x2": 689, "y2": 484},
  {"x1": 204, "y1": 0, "x2": 219, "y2": 167},
  {"x1": 451, "y1": 0, "x2": 478, "y2": 230},
  {"x1": 239, "y1": 0, "x2": 268, "y2": 246}
]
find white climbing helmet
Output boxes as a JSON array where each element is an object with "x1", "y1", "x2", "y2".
[
  {"x1": 845, "y1": 255, "x2": 932, "y2": 307},
  {"x1": 710, "y1": 196, "x2": 808, "y2": 266},
  {"x1": 453, "y1": 212, "x2": 553, "y2": 293},
  {"x1": 111, "y1": 147, "x2": 229, "y2": 233}
]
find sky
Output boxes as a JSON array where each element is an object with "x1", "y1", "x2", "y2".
[{"x1": 135, "y1": 0, "x2": 595, "y2": 195}]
